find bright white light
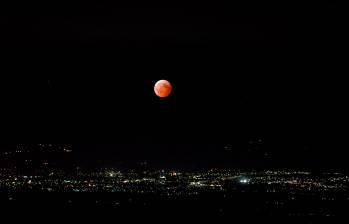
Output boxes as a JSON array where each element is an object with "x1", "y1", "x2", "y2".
[{"x1": 239, "y1": 178, "x2": 250, "y2": 184}]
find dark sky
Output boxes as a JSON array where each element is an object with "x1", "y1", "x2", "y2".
[{"x1": 0, "y1": 2, "x2": 345, "y2": 168}]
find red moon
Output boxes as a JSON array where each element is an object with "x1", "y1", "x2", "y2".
[{"x1": 154, "y1": 80, "x2": 172, "y2": 98}]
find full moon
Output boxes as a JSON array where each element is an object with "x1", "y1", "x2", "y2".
[{"x1": 154, "y1": 80, "x2": 172, "y2": 98}]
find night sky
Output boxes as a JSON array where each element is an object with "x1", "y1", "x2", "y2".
[{"x1": 0, "y1": 2, "x2": 345, "y2": 169}]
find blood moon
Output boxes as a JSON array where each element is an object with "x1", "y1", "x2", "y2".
[{"x1": 154, "y1": 80, "x2": 172, "y2": 98}]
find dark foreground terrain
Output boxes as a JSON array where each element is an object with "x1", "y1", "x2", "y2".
[{"x1": 2, "y1": 191, "x2": 348, "y2": 217}]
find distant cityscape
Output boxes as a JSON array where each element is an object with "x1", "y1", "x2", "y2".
[
  {"x1": 1, "y1": 144, "x2": 348, "y2": 218},
  {"x1": 0, "y1": 168, "x2": 348, "y2": 195}
]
